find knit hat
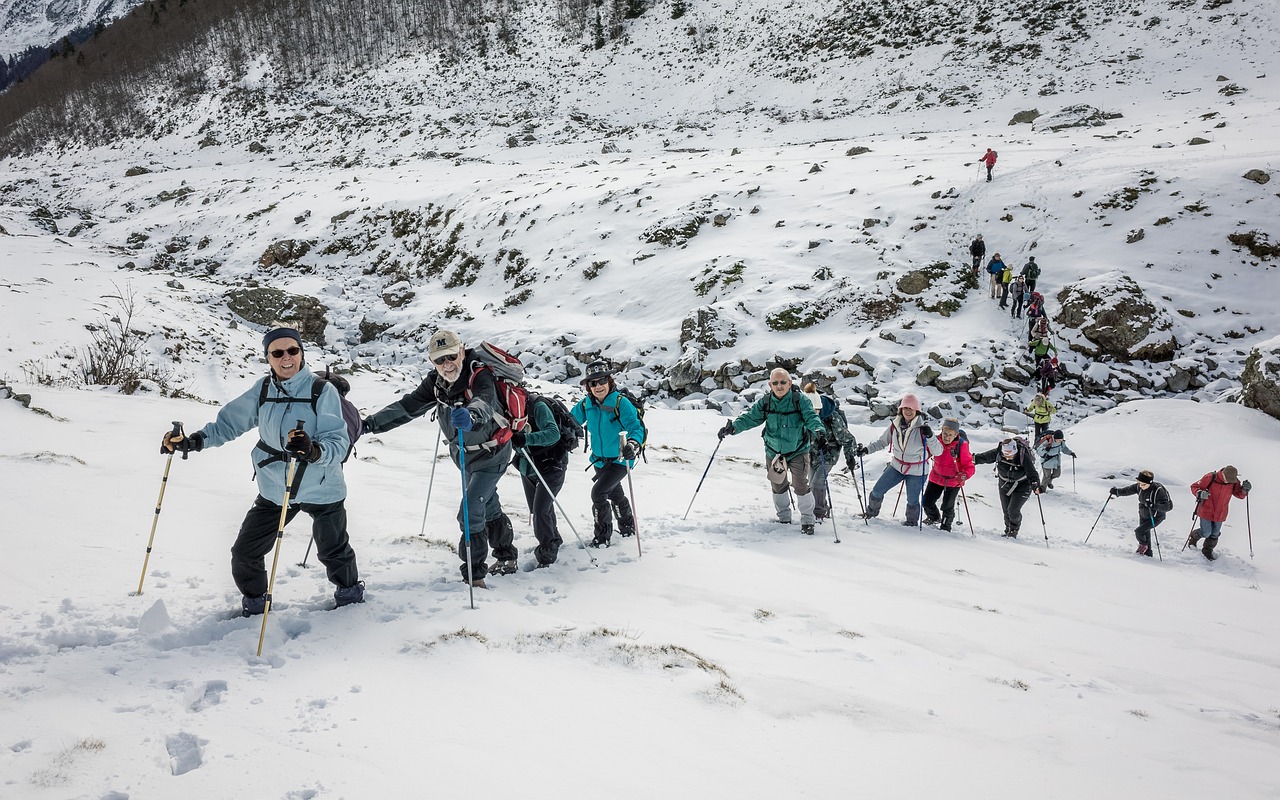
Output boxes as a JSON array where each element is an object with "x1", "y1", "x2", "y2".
[
  {"x1": 899, "y1": 394, "x2": 922, "y2": 412},
  {"x1": 1000, "y1": 440, "x2": 1018, "y2": 457},
  {"x1": 262, "y1": 326, "x2": 304, "y2": 356},
  {"x1": 1221, "y1": 465, "x2": 1239, "y2": 484},
  {"x1": 1052, "y1": 430, "x2": 1064, "y2": 440},
  {"x1": 941, "y1": 417, "x2": 960, "y2": 432},
  {"x1": 804, "y1": 389, "x2": 822, "y2": 412},
  {"x1": 1137, "y1": 470, "x2": 1154, "y2": 484},
  {"x1": 427, "y1": 330, "x2": 464, "y2": 361},
  {"x1": 580, "y1": 360, "x2": 612, "y2": 385}
]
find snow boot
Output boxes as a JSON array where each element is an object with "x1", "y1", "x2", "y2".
[
  {"x1": 861, "y1": 493, "x2": 883, "y2": 520},
  {"x1": 1136, "y1": 544, "x2": 1151, "y2": 557},
  {"x1": 490, "y1": 560, "x2": 518, "y2": 575},
  {"x1": 902, "y1": 503, "x2": 921, "y2": 527},
  {"x1": 796, "y1": 491, "x2": 817, "y2": 525},
  {"x1": 241, "y1": 593, "x2": 268, "y2": 617},
  {"x1": 939, "y1": 513, "x2": 954, "y2": 533},
  {"x1": 1202, "y1": 536, "x2": 1219, "y2": 561},
  {"x1": 614, "y1": 499, "x2": 636, "y2": 538},
  {"x1": 1187, "y1": 532, "x2": 1201, "y2": 550},
  {"x1": 800, "y1": 524, "x2": 815, "y2": 536},
  {"x1": 591, "y1": 501, "x2": 613, "y2": 547},
  {"x1": 773, "y1": 492, "x2": 792, "y2": 524},
  {"x1": 334, "y1": 581, "x2": 365, "y2": 607}
]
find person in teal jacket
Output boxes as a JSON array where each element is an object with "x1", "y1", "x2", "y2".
[
  {"x1": 719, "y1": 368, "x2": 827, "y2": 534},
  {"x1": 571, "y1": 361, "x2": 644, "y2": 547},
  {"x1": 511, "y1": 396, "x2": 566, "y2": 567},
  {"x1": 161, "y1": 327, "x2": 363, "y2": 616}
]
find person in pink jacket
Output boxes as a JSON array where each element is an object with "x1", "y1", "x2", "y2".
[
  {"x1": 922, "y1": 418, "x2": 975, "y2": 532},
  {"x1": 1188, "y1": 465, "x2": 1251, "y2": 560}
]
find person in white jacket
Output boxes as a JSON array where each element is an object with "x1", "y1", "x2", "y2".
[{"x1": 857, "y1": 394, "x2": 942, "y2": 526}]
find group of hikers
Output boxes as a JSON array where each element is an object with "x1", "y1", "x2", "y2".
[{"x1": 157, "y1": 324, "x2": 1254, "y2": 617}]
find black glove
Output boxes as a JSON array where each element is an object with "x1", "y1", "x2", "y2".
[
  {"x1": 920, "y1": 425, "x2": 933, "y2": 439},
  {"x1": 845, "y1": 460, "x2": 856, "y2": 474},
  {"x1": 855, "y1": 444, "x2": 868, "y2": 457},
  {"x1": 360, "y1": 417, "x2": 373, "y2": 435},
  {"x1": 1241, "y1": 479, "x2": 1251, "y2": 494},
  {"x1": 814, "y1": 431, "x2": 830, "y2": 449},
  {"x1": 287, "y1": 429, "x2": 321, "y2": 463},
  {"x1": 160, "y1": 430, "x2": 203, "y2": 455},
  {"x1": 1108, "y1": 487, "x2": 1118, "y2": 497},
  {"x1": 510, "y1": 431, "x2": 527, "y2": 450},
  {"x1": 621, "y1": 440, "x2": 639, "y2": 460},
  {"x1": 1196, "y1": 489, "x2": 1210, "y2": 501},
  {"x1": 717, "y1": 422, "x2": 735, "y2": 440}
]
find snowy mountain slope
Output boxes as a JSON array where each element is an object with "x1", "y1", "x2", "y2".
[{"x1": 0, "y1": 0, "x2": 138, "y2": 59}]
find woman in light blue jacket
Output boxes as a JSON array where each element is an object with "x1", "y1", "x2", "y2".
[
  {"x1": 161, "y1": 327, "x2": 363, "y2": 616},
  {"x1": 570, "y1": 361, "x2": 644, "y2": 548}
]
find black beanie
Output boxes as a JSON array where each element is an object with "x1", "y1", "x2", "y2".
[{"x1": 262, "y1": 327, "x2": 304, "y2": 356}]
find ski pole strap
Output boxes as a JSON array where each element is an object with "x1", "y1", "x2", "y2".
[{"x1": 255, "y1": 440, "x2": 307, "y2": 496}]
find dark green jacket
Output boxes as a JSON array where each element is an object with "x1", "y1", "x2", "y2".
[
  {"x1": 513, "y1": 398, "x2": 562, "y2": 477},
  {"x1": 730, "y1": 389, "x2": 824, "y2": 460}
]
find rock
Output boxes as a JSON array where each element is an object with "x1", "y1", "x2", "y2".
[
  {"x1": 125, "y1": 166, "x2": 152, "y2": 177},
  {"x1": 1243, "y1": 169, "x2": 1271, "y2": 185},
  {"x1": 935, "y1": 370, "x2": 977, "y2": 393},
  {"x1": 1008, "y1": 109, "x2": 1040, "y2": 125},
  {"x1": 916, "y1": 364, "x2": 941, "y2": 386},
  {"x1": 247, "y1": 141, "x2": 267, "y2": 153},
  {"x1": 1188, "y1": 137, "x2": 1211, "y2": 146},
  {"x1": 1126, "y1": 228, "x2": 1145, "y2": 244},
  {"x1": 1000, "y1": 364, "x2": 1032, "y2": 383},
  {"x1": 1227, "y1": 230, "x2": 1280, "y2": 260},
  {"x1": 381, "y1": 282, "x2": 416, "y2": 308},
  {"x1": 259, "y1": 239, "x2": 311, "y2": 268},
  {"x1": 896, "y1": 267, "x2": 936, "y2": 295},
  {"x1": 680, "y1": 306, "x2": 738, "y2": 350},
  {"x1": 1033, "y1": 104, "x2": 1117, "y2": 132},
  {"x1": 928, "y1": 352, "x2": 961, "y2": 368},
  {"x1": 601, "y1": 141, "x2": 620, "y2": 154},
  {"x1": 1056, "y1": 272, "x2": 1176, "y2": 361},
  {"x1": 641, "y1": 212, "x2": 706, "y2": 246},
  {"x1": 808, "y1": 164, "x2": 822, "y2": 173},
  {"x1": 1241, "y1": 338, "x2": 1280, "y2": 421},
  {"x1": 713, "y1": 212, "x2": 732, "y2": 227},
  {"x1": 846, "y1": 146, "x2": 871, "y2": 156},
  {"x1": 668, "y1": 347, "x2": 704, "y2": 394},
  {"x1": 870, "y1": 401, "x2": 896, "y2": 420},
  {"x1": 226, "y1": 287, "x2": 329, "y2": 346}
]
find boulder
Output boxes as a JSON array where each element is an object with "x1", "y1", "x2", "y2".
[
  {"x1": 1243, "y1": 169, "x2": 1271, "y2": 185},
  {"x1": 916, "y1": 364, "x2": 941, "y2": 386},
  {"x1": 226, "y1": 287, "x2": 329, "y2": 346},
  {"x1": 668, "y1": 347, "x2": 705, "y2": 394},
  {"x1": 896, "y1": 268, "x2": 936, "y2": 295},
  {"x1": 935, "y1": 370, "x2": 977, "y2": 393},
  {"x1": 1033, "y1": 104, "x2": 1118, "y2": 132},
  {"x1": 259, "y1": 239, "x2": 312, "y2": 268},
  {"x1": 1241, "y1": 338, "x2": 1280, "y2": 421},
  {"x1": 680, "y1": 306, "x2": 738, "y2": 350},
  {"x1": 1055, "y1": 272, "x2": 1176, "y2": 361}
]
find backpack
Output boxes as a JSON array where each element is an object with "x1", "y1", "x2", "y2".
[
  {"x1": 527, "y1": 392, "x2": 582, "y2": 460},
  {"x1": 257, "y1": 371, "x2": 361, "y2": 463},
  {"x1": 817, "y1": 394, "x2": 838, "y2": 421},
  {"x1": 466, "y1": 342, "x2": 530, "y2": 446}
]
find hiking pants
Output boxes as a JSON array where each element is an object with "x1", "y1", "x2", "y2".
[
  {"x1": 767, "y1": 453, "x2": 815, "y2": 524},
  {"x1": 590, "y1": 461, "x2": 632, "y2": 543},
  {"x1": 232, "y1": 496, "x2": 359, "y2": 597},
  {"x1": 998, "y1": 483, "x2": 1033, "y2": 535},
  {"x1": 455, "y1": 459, "x2": 507, "y2": 580},
  {"x1": 521, "y1": 456, "x2": 566, "y2": 565},
  {"x1": 868, "y1": 466, "x2": 924, "y2": 524},
  {"x1": 922, "y1": 482, "x2": 959, "y2": 526},
  {"x1": 1135, "y1": 510, "x2": 1165, "y2": 547}
]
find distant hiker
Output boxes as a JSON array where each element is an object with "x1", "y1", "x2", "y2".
[
  {"x1": 1026, "y1": 292, "x2": 1048, "y2": 339},
  {"x1": 969, "y1": 234, "x2": 986, "y2": 274},
  {"x1": 986, "y1": 253, "x2": 1006, "y2": 299},
  {"x1": 1110, "y1": 470, "x2": 1173, "y2": 557},
  {"x1": 979, "y1": 148, "x2": 998, "y2": 181},
  {"x1": 922, "y1": 418, "x2": 975, "y2": 532},
  {"x1": 1188, "y1": 465, "x2": 1252, "y2": 561},
  {"x1": 512, "y1": 395, "x2": 569, "y2": 568},
  {"x1": 1020, "y1": 255, "x2": 1041, "y2": 292},
  {"x1": 1028, "y1": 334, "x2": 1058, "y2": 371},
  {"x1": 572, "y1": 361, "x2": 644, "y2": 548},
  {"x1": 1025, "y1": 393, "x2": 1056, "y2": 440},
  {"x1": 1010, "y1": 274, "x2": 1028, "y2": 317},
  {"x1": 1034, "y1": 429, "x2": 1075, "y2": 490},
  {"x1": 973, "y1": 437, "x2": 1041, "y2": 538},
  {"x1": 1036, "y1": 356, "x2": 1059, "y2": 395},
  {"x1": 362, "y1": 330, "x2": 516, "y2": 587},
  {"x1": 803, "y1": 383, "x2": 859, "y2": 522},
  {"x1": 720, "y1": 369, "x2": 826, "y2": 534},
  {"x1": 160, "y1": 327, "x2": 364, "y2": 615},
  {"x1": 856, "y1": 394, "x2": 943, "y2": 527},
  {"x1": 998, "y1": 261, "x2": 1014, "y2": 309}
]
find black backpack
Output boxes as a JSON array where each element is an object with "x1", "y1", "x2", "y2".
[
  {"x1": 257, "y1": 370, "x2": 361, "y2": 463},
  {"x1": 527, "y1": 393, "x2": 582, "y2": 460}
]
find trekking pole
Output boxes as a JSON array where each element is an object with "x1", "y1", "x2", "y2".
[
  {"x1": 257, "y1": 420, "x2": 303, "y2": 657},
  {"x1": 1035, "y1": 490, "x2": 1049, "y2": 548},
  {"x1": 892, "y1": 481, "x2": 904, "y2": 517},
  {"x1": 959, "y1": 483, "x2": 975, "y2": 538},
  {"x1": 520, "y1": 445, "x2": 596, "y2": 566},
  {"x1": 136, "y1": 421, "x2": 184, "y2": 595},
  {"x1": 297, "y1": 536, "x2": 315, "y2": 568},
  {"x1": 682, "y1": 438, "x2": 724, "y2": 520},
  {"x1": 819, "y1": 450, "x2": 840, "y2": 544},
  {"x1": 858, "y1": 454, "x2": 869, "y2": 526},
  {"x1": 1084, "y1": 494, "x2": 1111, "y2": 543},
  {"x1": 620, "y1": 432, "x2": 641, "y2": 558},
  {"x1": 1181, "y1": 499, "x2": 1204, "y2": 551},
  {"x1": 458, "y1": 415, "x2": 475, "y2": 610},
  {"x1": 1246, "y1": 494, "x2": 1254, "y2": 559},
  {"x1": 419, "y1": 428, "x2": 443, "y2": 537},
  {"x1": 1150, "y1": 514, "x2": 1163, "y2": 562}
]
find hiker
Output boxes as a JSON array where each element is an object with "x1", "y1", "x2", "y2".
[
  {"x1": 1034, "y1": 429, "x2": 1075, "y2": 490},
  {"x1": 160, "y1": 327, "x2": 364, "y2": 615},
  {"x1": 718, "y1": 369, "x2": 827, "y2": 534},
  {"x1": 362, "y1": 330, "x2": 516, "y2": 586},
  {"x1": 1028, "y1": 333, "x2": 1058, "y2": 372},
  {"x1": 986, "y1": 253, "x2": 1006, "y2": 299},
  {"x1": 979, "y1": 148, "x2": 998, "y2": 181},
  {"x1": 1026, "y1": 292, "x2": 1047, "y2": 339},
  {"x1": 1188, "y1": 466, "x2": 1252, "y2": 561},
  {"x1": 855, "y1": 394, "x2": 942, "y2": 527},
  {"x1": 969, "y1": 234, "x2": 986, "y2": 275},
  {"x1": 1036, "y1": 356, "x2": 1058, "y2": 395},
  {"x1": 802, "y1": 383, "x2": 859, "y2": 522},
  {"x1": 998, "y1": 260, "x2": 1014, "y2": 309},
  {"x1": 1110, "y1": 470, "x2": 1173, "y2": 557},
  {"x1": 1024, "y1": 393, "x2": 1056, "y2": 440},
  {"x1": 1020, "y1": 255, "x2": 1041, "y2": 292},
  {"x1": 1009, "y1": 274, "x2": 1028, "y2": 318},
  {"x1": 511, "y1": 395, "x2": 568, "y2": 568},
  {"x1": 973, "y1": 437, "x2": 1041, "y2": 538},
  {"x1": 571, "y1": 361, "x2": 644, "y2": 548},
  {"x1": 922, "y1": 418, "x2": 975, "y2": 532}
]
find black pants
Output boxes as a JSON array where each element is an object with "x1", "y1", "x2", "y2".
[
  {"x1": 1011, "y1": 294, "x2": 1025, "y2": 317},
  {"x1": 1135, "y1": 511, "x2": 1165, "y2": 547},
  {"x1": 521, "y1": 457, "x2": 566, "y2": 565},
  {"x1": 998, "y1": 281, "x2": 1010, "y2": 308},
  {"x1": 998, "y1": 484, "x2": 1033, "y2": 535},
  {"x1": 590, "y1": 462, "x2": 633, "y2": 544},
  {"x1": 922, "y1": 482, "x2": 960, "y2": 527},
  {"x1": 1033, "y1": 421, "x2": 1050, "y2": 440},
  {"x1": 232, "y1": 496, "x2": 359, "y2": 597}
]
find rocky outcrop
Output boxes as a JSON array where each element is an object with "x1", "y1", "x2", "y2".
[
  {"x1": 1034, "y1": 104, "x2": 1120, "y2": 132},
  {"x1": 680, "y1": 306, "x2": 738, "y2": 350},
  {"x1": 1241, "y1": 338, "x2": 1280, "y2": 421},
  {"x1": 226, "y1": 287, "x2": 329, "y2": 346},
  {"x1": 259, "y1": 239, "x2": 312, "y2": 268},
  {"x1": 1055, "y1": 272, "x2": 1176, "y2": 362}
]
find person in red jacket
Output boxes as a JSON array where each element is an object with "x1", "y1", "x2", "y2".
[
  {"x1": 1188, "y1": 465, "x2": 1251, "y2": 560},
  {"x1": 979, "y1": 148, "x2": 998, "y2": 182},
  {"x1": 922, "y1": 418, "x2": 975, "y2": 532}
]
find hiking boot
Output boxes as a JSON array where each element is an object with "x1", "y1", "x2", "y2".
[
  {"x1": 902, "y1": 518, "x2": 920, "y2": 527},
  {"x1": 1002, "y1": 529, "x2": 1018, "y2": 538},
  {"x1": 800, "y1": 524, "x2": 815, "y2": 535},
  {"x1": 923, "y1": 515, "x2": 941, "y2": 527},
  {"x1": 334, "y1": 581, "x2": 365, "y2": 607},
  {"x1": 618, "y1": 523, "x2": 636, "y2": 538},
  {"x1": 468, "y1": 578, "x2": 488, "y2": 589},
  {"x1": 939, "y1": 522, "x2": 952, "y2": 532},
  {"x1": 1187, "y1": 533, "x2": 1201, "y2": 549},
  {"x1": 589, "y1": 537, "x2": 611, "y2": 548},
  {"x1": 241, "y1": 593, "x2": 268, "y2": 617},
  {"x1": 1202, "y1": 537, "x2": 1219, "y2": 561},
  {"x1": 491, "y1": 559, "x2": 518, "y2": 576},
  {"x1": 1136, "y1": 544, "x2": 1150, "y2": 557}
]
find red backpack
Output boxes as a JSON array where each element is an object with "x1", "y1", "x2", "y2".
[{"x1": 465, "y1": 342, "x2": 529, "y2": 446}]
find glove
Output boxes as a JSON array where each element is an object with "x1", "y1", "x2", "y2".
[
  {"x1": 717, "y1": 422, "x2": 735, "y2": 440},
  {"x1": 920, "y1": 425, "x2": 933, "y2": 439},
  {"x1": 1108, "y1": 487, "x2": 1118, "y2": 497},
  {"x1": 855, "y1": 444, "x2": 868, "y2": 457},
  {"x1": 845, "y1": 460, "x2": 856, "y2": 474},
  {"x1": 1196, "y1": 489, "x2": 1210, "y2": 501},
  {"x1": 450, "y1": 406, "x2": 474, "y2": 432},
  {"x1": 287, "y1": 429, "x2": 321, "y2": 463},
  {"x1": 1241, "y1": 479, "x2": 1251, "y2": 494},
  {"x1": 621, "y1": 440, "x2": 639, "y2": 460},
  {"x1": 814, "y1": 431, "x2": 830, "y2": 449},
  {"x1": 360, "y1": 417, "x2": 373, "y2": 435},
  {"x1": 160, "y1": 430, "x2": 203, "y2": 455},
  {"x1": 510, "y1": 431, "x2": 526, "y2": 450}
]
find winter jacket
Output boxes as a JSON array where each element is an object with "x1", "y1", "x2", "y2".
[
  {"x1": 815, "y1": 396, "x2": 859, "y2": 470},
  {"x1": 1025, "y1": 397, "x2": 1056, "y2": 424},
  {"x1": 1020, "y1": 261, "x2": 1041, "y2": 281},
  {"x1": 1034, "y1": 439, "x2": 1076, "y2": 471},
  {"x1": 973, "y1": 442, "x2": 1041, "y2": 494},
  {"x1": 513, "y1": 398, "x2": 562, "y2": 477},
  {"x1": 928, "y1": 436, "x2": 976, "y2": 488},
  {"x1": 730, "y1": 389, "x2": 824, "y2": 462},
  {"x1": 864, "y1": 413, "x2": 943, "y2": 477},
  {"x1": 1001, "y1": 266, "x2": 1014, "y2": 284},
  {"x1": 1028, "y1": 337, "x2": 1057, "y2": 358},
  {"x1": 364, "y1": 349, "x2": 512, "y2": 472},
  {"x1": 980, "y1": 150, "x2": 998, "y2": 167},
  {"x1": 1189, "y1": 470, "x2": 1247, "y2": 523},
  {"x1": 970, "y1": 238, "x2": 986, "y2": 259},
  {"x1": 572, "y1": 390, "x2": 644, "y2": 469},
  {"x1": 1114, "y1": 481, "x2": 1173, "y2": 522},
  {"x1": 197, "y1": 366, "x2": 349, "y2": 505},
  {"x1": 986, "y1": 257, "x2": 1006, "y2": 276}
]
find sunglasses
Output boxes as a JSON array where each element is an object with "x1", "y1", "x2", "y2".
[
  {"x1": 269, "y1": 346, "x2": 301, "y2": 359},
  {"x1": 432, "y1": 353, "x2": 460, "y2": 365},
  {"x1": 769, "y1": 380, "x2": 790, "y2": 386},
  {"x1": 588, "y1": 378, "x2": 610, "y2": 388}
]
